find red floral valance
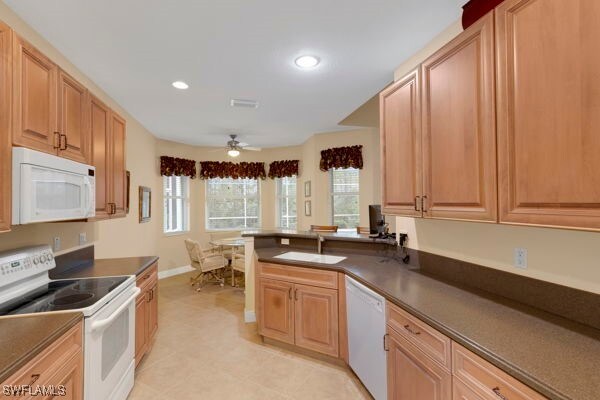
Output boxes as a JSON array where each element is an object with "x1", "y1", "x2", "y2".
[
  {"x1": 319, "y1": 145, "x2": 363, "y2": 171},
  {"x1": 199, "y1": 161, "x2": 266, "y2": 180},
  {"x1": 268, "y1": 160, "x2": 299, "y2": 179},
  {"x1": 160, "y1": 156, "x2": 197, "y2": 178}
]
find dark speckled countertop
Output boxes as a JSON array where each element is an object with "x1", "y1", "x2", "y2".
[
  {"x1": 0, "y1": 313, "x2": 82, "y2": 383},
  {"x1": 256, "y1": 247, "x2": 600, "y2": 400},
  {"x1": 50, "y1": 256, "x2": 159, "y2": 279}
]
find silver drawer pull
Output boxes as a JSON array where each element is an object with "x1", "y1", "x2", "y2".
[
  {"x1": 492, "y1": 387, "x2": 508, "y2": 400},
  {"x1": 403, "y1": 324, "x2": 421, "y2": 335}
]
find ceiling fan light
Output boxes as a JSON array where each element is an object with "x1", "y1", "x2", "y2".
[{"x1": 227, "y1": 149, "x2": 240, "y2": 157}]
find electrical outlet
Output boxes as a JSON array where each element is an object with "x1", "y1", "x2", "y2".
[
  {"x1": 514, "y1": 248, "x2": 527, "y2": 269},
  {"x1": 281, "y1": 238, "x2": 290, "y2": 245},
  {"x1": 79, "y1": 233, "x2": 87, "y2": 245},
  {"x1": 53, "y1": 237, "x2": 61, "y2": 252}
]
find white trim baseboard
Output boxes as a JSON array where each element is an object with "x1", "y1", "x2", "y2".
[
  {"x1": 244, "y1": 310, "x2": 256, "y2": 323},
  {"x1": 158, "y1": 265, "x2": 194, "y2": 280}
]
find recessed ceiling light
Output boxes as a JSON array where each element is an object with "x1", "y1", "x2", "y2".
[
  {"x1": 172, "y1": 81, "x2": 189, "y2": 90},
  {"x1": 295, "y1": 55, "x2": 320, "y2": 69}
]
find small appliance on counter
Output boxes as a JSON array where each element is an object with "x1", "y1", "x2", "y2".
[
  {"x1": 0, "y1": 245, "x2": 138, "y2": 400},
  {"x1": 12, "y1": 147, "x2": 96, "y2": 225}
]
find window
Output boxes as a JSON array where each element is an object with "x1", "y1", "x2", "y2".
[
  {"x1": 206, "y1": 178, "x2": 260, "y2": 230},
  {"x1": 330, "y1": 168, "x2": 360, "y2": 230},
  {"x1": 163, "y1": 176, "x2": 189, "y2": 234},
  {"x1": 276, "y1": 176, "x2": 297, "y2": 229}
]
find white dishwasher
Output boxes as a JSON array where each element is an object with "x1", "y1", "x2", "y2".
[{"x1": 346, "y1": 276, "x2": 387, "y2": 400}]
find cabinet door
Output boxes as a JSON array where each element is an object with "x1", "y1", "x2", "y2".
[
  {"x1": 110, "y1": 111, "x2": 127, "y2": 218},
  {"x1": 453, "y1": 378, "x2": 485, "y2": 400},
  {"x1": 380, "y1": 68, "x2": 422, "y2": 216},
  {"x1": 496, "y1": 0, "x2": 600, "y2": 230},
  {"x1": 147, "y1": 283, "x2": 158, "y2": 341},
  {"x1": 421, "y1": 12, "x2": 497, "y2": 222},
  {"x1": 44, "y1": 352, "x2": 83, "y2": 400},
  {"x1": 90, "y1": 95, "x2": 111, "y2": 220},
  {"x1": 257, "y1": 278, "x2": 295, "y2": 345},
  {"x1": 294, "y1": 284, "x2": 339, "y2": 357},
  {"x1": 0, "y1": 22, "x2": 11, "y2": 233},
  {"x1": 135, "y1": 293, "x2": 147, "y2": 368},
  {"x1": 12, "y1": 35, "x2": 58, "y2": 154},
  {"x1": 58, "y1": 69, "x2": 90, "y2": 163},
  {"x1": 387, "y1": 328, "x2": 451, "y2": 400}
]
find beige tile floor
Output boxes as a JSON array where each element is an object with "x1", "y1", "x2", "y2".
[{"x1": 128, "y1": 271, "x2": 372, "y2": 400}]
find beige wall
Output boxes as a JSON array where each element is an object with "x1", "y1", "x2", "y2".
[
  {"x1": 0, "y1": 3, "x2": 160, "y2": 259},
  {"x1": 393, "y1": 19, "x2": 600, "y2": 295},
  {"x1": 156, "y1": 127, "x2": 386, "y2": 271}
]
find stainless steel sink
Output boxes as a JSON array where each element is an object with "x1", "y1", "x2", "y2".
[{"x1": 273, "y1": 251, "x2": 346, "y2": 264}]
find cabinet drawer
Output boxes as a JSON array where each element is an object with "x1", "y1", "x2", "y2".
[
  {"x1": 3, "y1": 322, "x2": 82, "y2": 389},
  {"x1": 452, "y1": 343, "x2": 548, "y2": 400},
  {"x1": 386, "y1": 302, "x2": 451, "y2": 369},
  {"x1": 136, "y1": 263, "x2": 158, "y2": 289},
  {"x1": 257, "y1": 262, "x2": 338, "y2": 289}
]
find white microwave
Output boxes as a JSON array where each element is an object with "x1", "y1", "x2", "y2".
[{"x1": 12, "y1": 147, "x2": 96, "y2": 225}]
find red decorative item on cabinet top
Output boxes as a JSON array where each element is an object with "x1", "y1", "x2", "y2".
[{"x1": 462, "y1": 0, "x2": 504, "y2": 29}]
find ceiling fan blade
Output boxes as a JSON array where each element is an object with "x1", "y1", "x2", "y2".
[
  {"x1": 243, "y1": 146, "x2": 262, "y2": 151},
  {"x1": 209, "y1": 147, "x2": 226, "y2": 153},
  {"x1": 237, "y1": 142, "x2": 250, "y2": 147}
]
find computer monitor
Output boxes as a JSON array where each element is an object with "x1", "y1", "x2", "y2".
[{"x1": 368, "y1": 205, "x2": 385, "y2": 236}]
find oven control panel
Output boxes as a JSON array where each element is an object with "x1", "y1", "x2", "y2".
[{"x1": 0, "y1": 245, "x2": 55, "y2": 287}]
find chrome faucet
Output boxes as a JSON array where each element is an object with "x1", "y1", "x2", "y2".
[{"x1": 317, "y1": 234, "x2": 325, "y2": 254}]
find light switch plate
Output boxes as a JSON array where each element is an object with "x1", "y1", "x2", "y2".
[{"x1": 79, "y1": 233, "x2": 87, "y2": 245}]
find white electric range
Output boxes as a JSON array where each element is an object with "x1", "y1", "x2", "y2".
[{"x1": 0, "y1": 245, "x2": 139, "y2": 400}]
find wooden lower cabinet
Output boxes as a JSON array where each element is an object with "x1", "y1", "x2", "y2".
[
  {"x1": 453, "y1": 377, "x2": 484, "y2": 400},
  {"x1": 452, "y1": 343, "x2": 547, "y2": 400},
  {"x1": 387, "y1": 327, "x2": 451, "y2": 400},
  {"x1": 294, "y1": 284, "x2": 339, "y2": 357},
  {"x1": 0, "y1": 321, "x2": 83, "y2": 399},
  {"x1": 256, "y1": 262, "x2": 340, "y2": 358},
  {"x1": 258, "y1": 278, "x2": 295, "y2": 345},
  {"x1": 135, "y1": 263, "x2": 158, "y2": 367},
  {"x1": 44, "y1": 352, "x2": 83, "y2": 400}
]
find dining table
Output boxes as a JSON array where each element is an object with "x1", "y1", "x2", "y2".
[{"x1": 209, "y1": 237, "x2": 245, "y2": 286}]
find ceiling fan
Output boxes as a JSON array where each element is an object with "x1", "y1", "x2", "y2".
[{"x1": 223, "y1": 134, "x2": 261, "y2": 157}]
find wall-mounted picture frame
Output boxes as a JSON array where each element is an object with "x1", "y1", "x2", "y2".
[
  {"x1": 304, "y1": 200, "x2": 312, "y2": 217},
  {"x1": 139, "y1": 186, "x2": 151, "y2": 223},
  {"x1": 304, "y1": 180, "x2": 311, "y2": 197}
]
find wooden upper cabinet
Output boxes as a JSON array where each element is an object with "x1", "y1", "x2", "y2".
[
  {"x1": 110, "y1": 111, "x2": 127, "y2": 218},
  {"x1": 258, "y1": 278, "x2": 295, "y2": 345},
  {"x1": 380, "y1": 68, "x2": 422, "y2": 216},
  {"x1": 58, "y1": 69, "x2": 90, "y2": 163},
  {"x1": 0, "y1": 22, "x2": 12, "y2": 233},
  {"x1": 421, "y1": 12, "x2": 497, "y2": 222},
  {"x1": 12, "y1": 34, "x2": 58, "y2": 154},
  {"x1": 496, "y1": 0, "x2": 600, "y2": 230},
  {"x1": 90, "y1": 95, "x2": 111, "y2": 219},
  {"x1": 90, "y1": 96, "x2": 127, "y2": 220},
  {"x1": 294, "y1": 284, "x2": 339, "y2": 357}
]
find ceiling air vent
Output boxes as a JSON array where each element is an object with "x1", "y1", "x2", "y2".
[{"x1": 230, "y1": 99, "x2": 259, "y2": 109}]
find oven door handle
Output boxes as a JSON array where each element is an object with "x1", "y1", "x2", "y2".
[{"x1": 90, "y1": 287, "x2": 141, "y2": 334}]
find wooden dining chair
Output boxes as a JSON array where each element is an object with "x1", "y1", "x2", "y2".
[
  {"x1": 356, "y1": 226, "x2": 370, "y2": 234},
  {"x1": 310, "y1": 225, "x2": 339, "y2": 232},
  {"x1": 184, "y1": 239, "x2": 226, "y2": 290}
]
